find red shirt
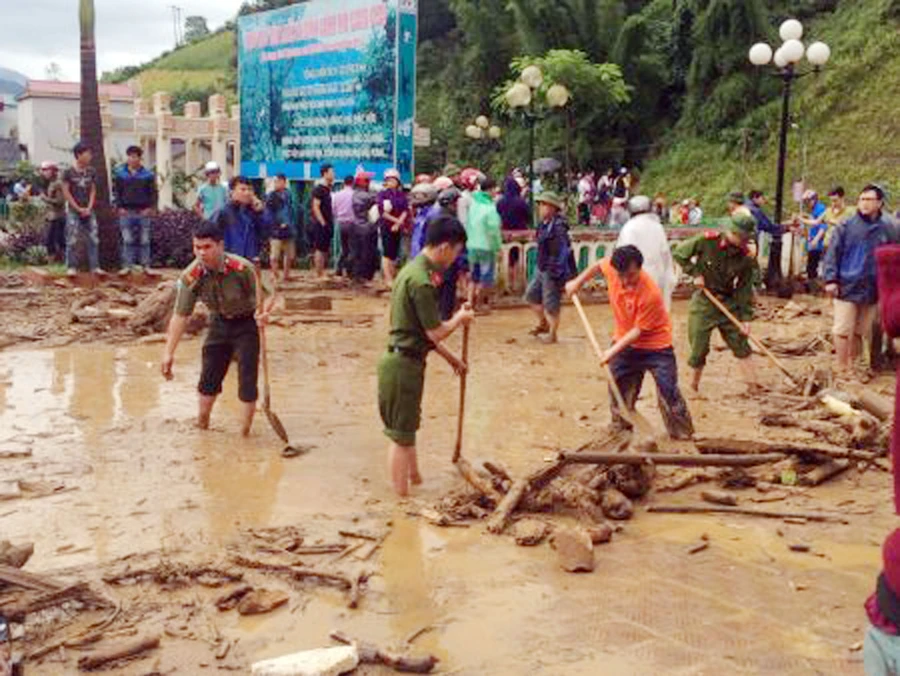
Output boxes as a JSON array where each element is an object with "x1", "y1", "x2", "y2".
[{"x1": 600, "y1": 259, "x2": 672, "y2": 351}]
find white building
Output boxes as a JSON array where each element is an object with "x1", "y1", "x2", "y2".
[{"x1": 16, "y1": 80, "x2": 138, "y2": 166}]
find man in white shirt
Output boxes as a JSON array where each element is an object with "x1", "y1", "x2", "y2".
[{"x1": 616, "y1": 195, "x2": 677, "y2": 309}]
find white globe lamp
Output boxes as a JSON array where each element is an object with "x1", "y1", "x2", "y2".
[
  {"x1": 520, "y1": 65, "x2": 544, "y2": 90},
  {"x1": 779, "y1": 19, "x2": 803, "y2": 42},
  {"x1": 546, "y1": 84, "x2": 570, "y2": 108},
  {"x1": 475, "y1": 115, "x2": 489, "y2": 129},
  {"x1": 781, "y1": 39, "x2": 805, "y2": 64},
  {"x1": 773, "y1": 48, "x2": 788, "y2": 69},
  {"x1": 749, "y1": 43, "x2": 773, "y2": 66},
  {"x1": 488, "y1": 125, "x2": 502, "y2": 140},
  {"x1": 505, "y1": 82, "x2": 532, "y2": 108},
  {"x1": 806, "y1": 41, "x2": 831, "y2": 67}
]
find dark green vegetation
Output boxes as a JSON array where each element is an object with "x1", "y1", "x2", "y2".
[{"x1": 104, "y1": 0, "x2": 900, "y2": 213}]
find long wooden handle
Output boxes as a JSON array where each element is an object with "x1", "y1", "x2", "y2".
[
  {"x1": 571, "y1": 294, "x2": 629, "y2": 415},
  {"x1": 453, "y1": 288, "x2": 475, "y2": 464},
  {"x1": 259, "y1": 324, "x2": 271, "y2": 409},
  {"x1": 701, "y1": 288, "x2": 798, "y2": 384}
]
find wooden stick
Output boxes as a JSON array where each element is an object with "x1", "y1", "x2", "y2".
[
  {"x1": 77, "y1": 634, "x2": 160, "y2": 671},
  {"x1": 694, "y1": 435, "x2": 878, "y2": 461},
  {"x1": 330, "y1": 630, "x2": 438, "y2": 673},
  {"x1": 454, "y1": 456, "x2": 502, "y2": 503},
  {"x1": 485, "y1": 479, "x2": 529, "y2": 534},
  {"x1": 647, "y1": 505, "x2": 849, "y2": 523},
  {"x1": 562, "y1": 452, "x2": 786, "y2": 467},
  {"x1": 453, "y1": 287, "x2": 475, "y2": 464},
  {"x1": 571, "y1": 294, "x2": 655, "y2": 437},
  {"x1": 701, "y1": 289, "x2": 799, "y2": 385}
]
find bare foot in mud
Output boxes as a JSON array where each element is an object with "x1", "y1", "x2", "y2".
[
  {"x1": 410, "y1": 471, "x2": 423, "y2": 486},
  {"x1": 197, "y1": 416, "x2": 210, "y2": 430},
  {"x1": 540, "y1": 333, "x2": 558, "y2": 345}
]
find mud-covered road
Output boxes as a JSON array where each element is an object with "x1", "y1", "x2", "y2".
[{"x1": 0, "y1": 277, "x2": 894, "y2": 674}]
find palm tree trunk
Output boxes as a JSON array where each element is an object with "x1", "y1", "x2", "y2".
[{"x1": 79, "y1": 0, "x2": 116, "y2": 268}]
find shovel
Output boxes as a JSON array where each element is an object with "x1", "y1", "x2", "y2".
[
  {"x1": 571, "y1": 293, "x2": 656, "y2": 439},
  {"x1": 259, "y1": 325, "x2": 311, "y2": 458},
  {"x1": 701, "y1": 288, "x2": 800, "y2": 387}
]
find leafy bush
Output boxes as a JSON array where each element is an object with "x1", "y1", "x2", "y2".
[{"x1": 150, "y1": 209, "x2": 201, "y2": 268}]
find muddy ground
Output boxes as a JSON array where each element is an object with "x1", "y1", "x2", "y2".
[{"x1": 0, "y1": 271, "x2": 895, "y2": 674}]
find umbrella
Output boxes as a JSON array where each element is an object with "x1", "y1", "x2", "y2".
[{"x1": 532, "y1": 157, "x2": 562, "y2": 174}]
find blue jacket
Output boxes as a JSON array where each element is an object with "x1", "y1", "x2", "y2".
[
  {"x1": 537, "y1": 214, "x2": 575, "y2": 281},
  {"x1": 265, "y1": 189, "x2": 295, "y2": 240},
  {"x1": 213, "y1": 202, "x2": 269, "y2": 261},
  {"x1": 112, "y1": 164, "x2": 157, "y2": 210},
  {"x1": 823, "y1": 211, "x2": 897, "y2": 304},
  {"x1": 747, "y1": 202, "x2": 781, "y2": 240}
]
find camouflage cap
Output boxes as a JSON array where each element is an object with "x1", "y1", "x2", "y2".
[{"x1": 728, "y1": 213, "x2": 757, "y2": 240}]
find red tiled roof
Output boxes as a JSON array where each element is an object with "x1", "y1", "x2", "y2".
[{"x1": 17, "y1": 80, "x2": 134, "y2": 102}]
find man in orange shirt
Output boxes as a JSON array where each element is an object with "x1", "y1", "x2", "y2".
[{"x1": 566, "y1": 245, "x2": 694, "y2": 439}]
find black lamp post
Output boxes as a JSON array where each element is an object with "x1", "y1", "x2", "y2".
[
  {"x1": 749, "y1": 20, "x2": 831, "y2": 228},
  {"x1": 505, "y1": 66, "x2": 570, "y2": 226}
]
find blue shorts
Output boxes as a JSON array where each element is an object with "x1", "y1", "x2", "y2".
[
  {"x1": 525, "y1": 270, "x2": 563, "y2": 316},
  {"x1": 469, "y1": 250, "x2": 495, "y2": 286}
]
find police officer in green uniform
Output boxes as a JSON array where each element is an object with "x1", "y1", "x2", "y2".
[
  {"x1": 161, "y1": 220, "x2": 274, "y2": 436},
  {"x1": 378, "y1": 214, "x2": 474, "y2": 497},
  {"x1": 672, "y1": 214, "x2": 760, "y2": 394}
]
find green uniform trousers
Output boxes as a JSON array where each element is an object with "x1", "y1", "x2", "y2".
[
  {"x1": 378, "y1": 351, "x2": 426, "y2": 447},
  {"x1": 687, "y1": 294, "x2": 752, "y2": 369}
]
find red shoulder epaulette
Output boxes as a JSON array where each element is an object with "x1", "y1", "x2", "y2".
[
  {"x1": 224, "y1": 256, "x2": 245, "y2": 273},
  {"x1": 704, "y1": 230, "x2": 719, "y2": 240},
  {"x1": 429, "y1": 271, "x2": 443, "y2": 286},
  {"x1": 189, "y1": 264, "x2": 204, "y2": 280}
]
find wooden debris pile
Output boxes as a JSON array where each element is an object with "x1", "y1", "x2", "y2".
[
  {"x1": 14, "y1": 522, "x2": 392, "y2": 672},
  {"x1": 430, "y1": 385, "x2": 892, "y2": 572}
]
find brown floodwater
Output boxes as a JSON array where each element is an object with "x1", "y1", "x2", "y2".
[{"x1": 0, "y1": 292, "x2": 893, "y2": 674}]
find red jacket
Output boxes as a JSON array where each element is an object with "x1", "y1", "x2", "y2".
[{"x1": 875, "y1": 245, "x2": 900, "y2": 512}]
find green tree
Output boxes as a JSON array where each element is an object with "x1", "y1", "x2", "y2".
[
  {"x1": 492, "y1": 50, "x2": 630, "y2": 171},
  {"x1": 79, "y1": 0, "x2": 115, "y2": 267},
  {"x1": 507, "y1": 0, "x2": 625, "y2": 62},
  {"x1": 184, "y1": 15, "x2": 210, "y2": 42}
]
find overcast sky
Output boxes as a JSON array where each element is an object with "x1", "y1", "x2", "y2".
[{"x1": 1, "y1": 0, "x2": 246, "y2": 81}]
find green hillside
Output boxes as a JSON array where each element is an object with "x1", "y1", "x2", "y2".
[
  {"x1": 642, "y1": 0, "x2": 900, "y2": 212},
  {"x1": 103, "y1": 29, "x2": 236, "y2": 113}
]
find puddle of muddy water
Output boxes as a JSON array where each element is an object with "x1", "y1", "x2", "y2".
[{"x1": 0, "y1": 296, "x2": 891, "y2": 674}]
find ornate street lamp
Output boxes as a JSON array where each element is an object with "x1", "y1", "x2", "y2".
[
  {"x1": 505, "y1": 66, "x2": 570, "y2": 224},
  {"x1": 465, "y1": 116, "x2": 502, "y2": 167},
  {"x1": 749, "y1": 19, "x2": 831, "y2": 230}
]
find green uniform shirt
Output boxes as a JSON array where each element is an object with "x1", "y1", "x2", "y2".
[
  {"x1": 387, "y1": 254, "x2": 443, "y2": 355},
  {"x1": 174, "y1": 253, "x2": 258, "y2": 318},
  {"x1": 672, "y1": 232, "x2": 756, "y2": 321}
]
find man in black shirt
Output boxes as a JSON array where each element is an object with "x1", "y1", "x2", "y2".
[
  {"x1": 310, "y1": 163, "x2": 335, "y2": 278},
  {"x1": 61, "y1": 141, "x2": 105, "y2": 276}
]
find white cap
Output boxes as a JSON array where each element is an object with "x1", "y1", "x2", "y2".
[
  {"x1": 40, "y1": 160, "x2": 57, "y2": 170},
  {"x1": 204, "y1": 161, "x2": 221, "y2": 174},
  {"x1": 384, "y1": 168, "x2": 401, "y2": 181}
]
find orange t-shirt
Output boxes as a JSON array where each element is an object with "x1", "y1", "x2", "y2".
[{"x1": 600, "y1": 259, "x2": 672, "y2": 350}]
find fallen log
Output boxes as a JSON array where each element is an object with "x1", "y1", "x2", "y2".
[
  {"x1": 694, "y1": 436, "x2": 878, "y2": 461},
  {"x1": 330, "y1": 630, "x2": 438, "y2": 673},
  {"x1": 799, "y1": 460, "x2": 851, "y2": 486},
  {"x1": 485, "y1": 479, "x2": 530, "y2": 534},
  {"x1": 0, "y1": 563, "x2": 62, "y2": 593},
  {"x1": 2, "y1": 582, "x2": 105, "y2": 621},
  {"x1": 77, "y1": 634, "x2": 160, "y2": 671},
  {"x1": 454, "y1": 457, "x2": 502, "y2": 504},
  {"x1": 647, "y1": 505, "x2": 849, "y2": 524},
  {"x1": 561, "y1": 452, "x2": 786, "y2": 467},
  {"x1": 857, "y1": 390, "x2": 894, "y2": 422}
]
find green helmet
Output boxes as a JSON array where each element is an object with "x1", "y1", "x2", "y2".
[{"x1": 728, "y1": 213, "x2": 756, "y2": 240}]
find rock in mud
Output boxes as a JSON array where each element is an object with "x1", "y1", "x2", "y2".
[
  {"x1": 587, "y1": 523, "x2": 613, "y2": 545},
  {"x1": 0, "y1": 540, "x2": 33, "y2": 568},
  {"x1": 513, "y1": 519, "x2": 550, "y2": 546},
  {"x1": 237, "y1": 588, "x2": 289, "y2": 615},
  {"x1": 550, "y1": 527, "x2": 595, "y2": 573},
  {"x1": 601, "y1": 488, "x2": 634, "y2": 521},
  {"x1": 251, "y1": 645, "x2": 360, "y2": 676},
  {"x1": 608, "y1": 464, "x2": 655, "y2": 499}
]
